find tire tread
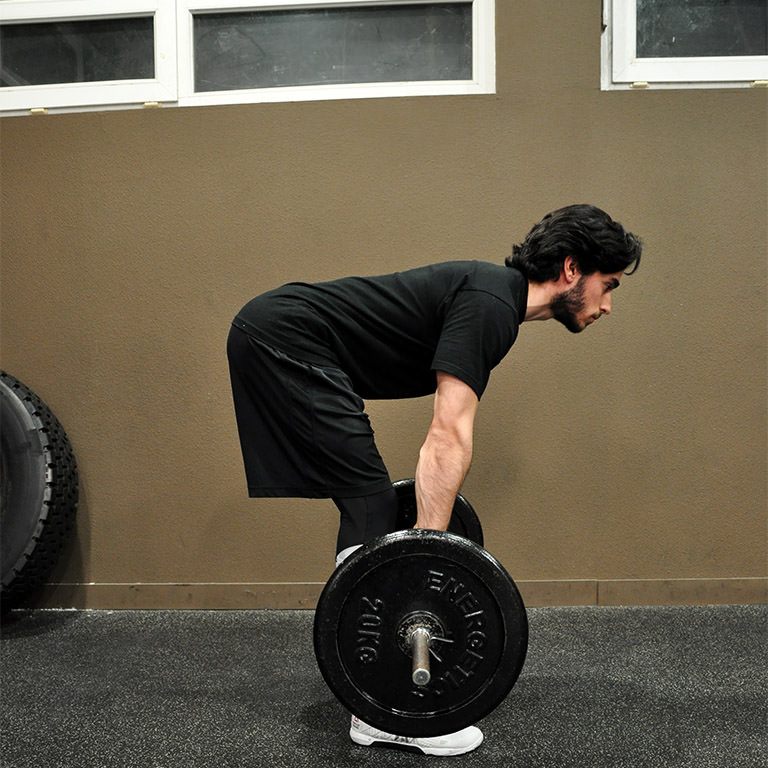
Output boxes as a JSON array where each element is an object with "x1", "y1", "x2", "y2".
[{"x1": 0, "y1": 371, "x2": 78, "y2": 601}]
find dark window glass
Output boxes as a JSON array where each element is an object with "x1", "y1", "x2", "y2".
[
  {"x1": 0, "y1": 17, "x2": 155, "y2": 87},
  {"x1": 637, "y1": 0, "x2": 768, "y2": 58},
  {"x1": 193, "y1": 4, "x2": 472, "y2": 92}
]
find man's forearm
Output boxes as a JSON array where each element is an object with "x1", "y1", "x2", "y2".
[{"x1": 414, "y1": 430, "x2": 472, "y2": 530}]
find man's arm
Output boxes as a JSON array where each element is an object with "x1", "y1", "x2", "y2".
[{"x1": 414, "y1": 372, "x2": 479, "y2": 530}]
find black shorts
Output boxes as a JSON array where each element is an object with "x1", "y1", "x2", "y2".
[{"x1": 226, "y1": 323, "x2": 392, "y2": 499}]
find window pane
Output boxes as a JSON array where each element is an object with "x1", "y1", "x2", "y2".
[
  {"x1": 637, "y1": 0, "x2": 768, "y2": 58},
  {"x1": 0, "y1": 17, "x2": 155, "y2": 87},
  {"x1": 193, "y1": 4, "x2": 472, "y2": 92}
]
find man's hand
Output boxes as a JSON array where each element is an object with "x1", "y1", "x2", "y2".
[{"x1": 414, "y1": 372, "x2": 479, "y2": 530}]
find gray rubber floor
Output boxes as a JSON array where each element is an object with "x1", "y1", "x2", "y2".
[{"x1": 1, "y1": 606, "x2": 766, "y2": 768}]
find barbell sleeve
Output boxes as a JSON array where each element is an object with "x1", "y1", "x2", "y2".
[{"x1": 410, "y1": 627, "x2": 432, "y2": 686}]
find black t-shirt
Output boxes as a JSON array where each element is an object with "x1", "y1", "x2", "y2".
[{"x1": 233, "y1": 260, "x2": 528, "y2": 400}]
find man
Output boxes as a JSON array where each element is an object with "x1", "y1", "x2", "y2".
[{"x1": 227, "y1": 204, "x2": 642, "y2": 756}]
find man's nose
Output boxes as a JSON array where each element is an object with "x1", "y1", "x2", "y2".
[{"x1": 600, "y1": 295, "x2": 613, "y2": 315}]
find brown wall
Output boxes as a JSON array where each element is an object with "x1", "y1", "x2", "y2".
[{"x1": 1, "y1": 1, "x2": 766, "y2": 608}]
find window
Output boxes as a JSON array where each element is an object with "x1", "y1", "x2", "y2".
[
  {"x1": 176, "y1": 0, "x2": 493, "y2": 107},
  {"x1": 0, "y1": 0, "x2": 177, "y2": 111},
  {"x1": 0, "y1": 0, "x2": 495, "y2": 115},
  {"x1": 2, "y1": 16, "x2": 156, "y2": 85},
  {"x1": 602, "y1": 0, "x2": 768, "y2": 89}
]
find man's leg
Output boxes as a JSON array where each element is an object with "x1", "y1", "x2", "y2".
[{"x1": 333, "y1": 486, "x2": 398, "y2": 556}]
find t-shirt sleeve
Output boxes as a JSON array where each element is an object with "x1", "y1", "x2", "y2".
[{"x1": 431, "y1": 289, "x2": 518, "y2": 400}]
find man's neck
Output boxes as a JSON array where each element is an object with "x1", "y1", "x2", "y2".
[{"x1": 524, "y1": 281, "x2": 556, "y2": 322}]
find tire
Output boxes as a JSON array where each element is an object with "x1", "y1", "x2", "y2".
[{"x1": 0, "y1": 371, "x2": 78, "y2": 605}]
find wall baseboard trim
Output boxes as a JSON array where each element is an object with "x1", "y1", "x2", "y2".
[{"x1": 21, "y1": 577, "x2": 768, "y2": 610}]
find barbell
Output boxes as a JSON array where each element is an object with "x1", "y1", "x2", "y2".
[{"x1": 313, "y1": 487, "x2": 527, "y2": 738}]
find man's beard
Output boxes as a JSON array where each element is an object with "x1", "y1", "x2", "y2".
[{"x1": 550, "y1": 278, "x2": 587, "y2": 334}]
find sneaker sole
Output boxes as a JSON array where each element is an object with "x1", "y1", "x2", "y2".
[{"x1": 350, "y1": 729, "x2": 484, "y2": 756}]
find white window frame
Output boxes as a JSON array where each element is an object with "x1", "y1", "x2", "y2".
[
  {"x1": 176, "y1": 0, "x2": 494, "y2": 108},
  {"x1": 602, "y1": 0, "x2": 768, "y2": 90},
  {"x1": 0, "y1": 0, "x2": 494, "y2": 115},
  {"x1": 0, "y1": 0, "x2": 178, "y2": 112}
]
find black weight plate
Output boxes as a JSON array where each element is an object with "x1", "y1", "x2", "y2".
[
  {"x1": 314, "y1": 529, "x2": 527, "y2": 737},
  {"x1": 393, "y1": 478, "x2": 484, "y2": 547}
]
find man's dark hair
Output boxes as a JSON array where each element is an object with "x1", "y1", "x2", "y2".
[{"x1": 506, "y1": 204, "x2": 642, "y2": 282}]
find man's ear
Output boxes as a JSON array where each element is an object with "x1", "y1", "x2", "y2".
[{"x1": 562, "y1": 255, "x2": 581, "y2": 284}]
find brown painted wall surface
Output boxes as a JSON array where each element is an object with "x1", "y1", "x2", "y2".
[{"x1": 1, "y1": 1, "x2": 766, "y2": 607}]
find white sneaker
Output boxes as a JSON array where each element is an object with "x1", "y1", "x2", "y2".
[
  {"x1": 335, "y1": 545, "x2": 363, "y2": 568},
  {"x1": 349, "y1": 715, "x2": 483, "y2": 756}
]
